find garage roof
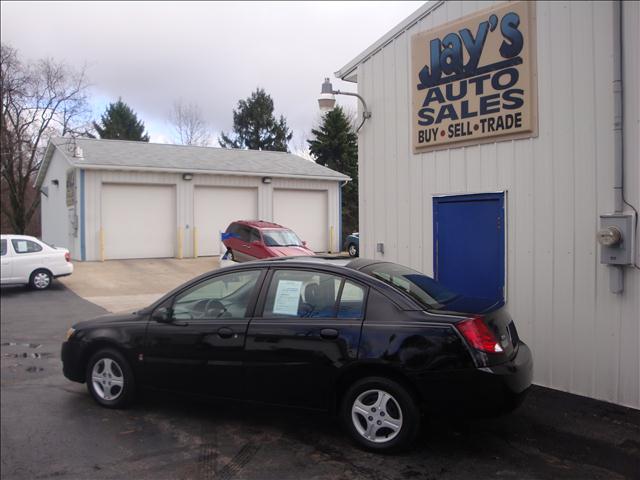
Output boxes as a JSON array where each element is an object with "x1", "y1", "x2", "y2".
[{"x1": 37, "y1": 137, "x2": 350, "y2": 186}]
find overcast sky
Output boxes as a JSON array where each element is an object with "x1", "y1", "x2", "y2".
[{"x1": 1, "y1": 1, "x2": 424, "y2": 153}]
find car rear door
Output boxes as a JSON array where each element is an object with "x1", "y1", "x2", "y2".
[
  {"x1": 10, "y1": 238, "x2": 44, "y2": 283},
  {"x1": 243, "y1": 268, "x2": 367, "y2": 409}
]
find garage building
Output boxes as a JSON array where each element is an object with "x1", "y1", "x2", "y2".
[
  {"x1": 36, "y1": 138, "x2": 349, "y2": 261},
  {"x1": 334, "y1": 1, "x2": 639, "y2": 408}
]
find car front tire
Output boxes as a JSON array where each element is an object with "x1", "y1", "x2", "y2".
[
  {"x1": 341, "y1": 376, "x2": 420, "y2": 452},
  {"x1": 29, "y1": 269, "x2": 52, "y2": 290},
  {"x1": 86, "y1": 348, "x2": 135, "y2": 409}
]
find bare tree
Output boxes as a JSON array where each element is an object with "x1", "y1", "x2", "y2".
[
  {"x1": 169, "y1": 100, "x2": 211, "y2": 146},
  {"x1": 1, "y1": 43, "x2": 91, "y2": 234}
]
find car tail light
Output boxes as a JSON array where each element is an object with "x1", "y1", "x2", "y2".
[
  {"x1": 65, "y1": 252, "x2": 71, "y2": 262},
  {"x1": 457, "y1": 316, "x2": 504, "y2": 353}
]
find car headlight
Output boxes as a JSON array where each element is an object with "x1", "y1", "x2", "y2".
[{"x1": 64, "y1": 327, "x2": 76, "y2": 341}]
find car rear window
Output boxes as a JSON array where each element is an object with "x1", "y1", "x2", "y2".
[{"x1": 360, "y1": 262, "x2": 458, "y2": 310}]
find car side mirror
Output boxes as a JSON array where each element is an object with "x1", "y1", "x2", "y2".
[
  {"x1": 302, "y1": 241, "x2": 308, "y2": 247},
  {"x1": 152, "y1": 306, "x2": 171, "y2": 323}
]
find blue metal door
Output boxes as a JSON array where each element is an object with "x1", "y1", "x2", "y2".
[{"x1": 433, "y1": 193, "x2": 505, "y2": 305}]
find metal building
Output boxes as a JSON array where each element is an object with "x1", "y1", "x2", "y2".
[
  {"x1": 36, "y1": 138, "x2": 348, "y2": 261},
  {"x1": 335, "y1": 1, "x2": 639, "y2": 408}
]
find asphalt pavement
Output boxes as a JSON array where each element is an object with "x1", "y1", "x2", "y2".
[{"x1": 1, "y1": 283, "x2": 639, "y2": 480}]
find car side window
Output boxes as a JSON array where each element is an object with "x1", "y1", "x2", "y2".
[
  {"x1": 338, "y1": 280, "x2": 366, "y2": 319},
  {"x1": 237, "y1": 226, "x2": 251, "y2": 243},
  {"x1": 262, "y1": 270, "x2": 366, "y2": 319},
  {"x1": 0, "y1": 239, "x2": 7, "y2": 256},
  {"x1": 172, "y1": 270, "x2": 261, "y2": 320},
  {"x1": 249, "y1": 228, "x2": 261, "y2": 243},
  {"x1": 11, "y1": 239, "x2": 42, "y2": 254}
]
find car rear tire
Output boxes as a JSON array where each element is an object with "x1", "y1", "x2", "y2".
[
  {"x1": 348, "y1": 243, "x2": 358, "y2": 257},
  {"x1": 86, "y1": 348, "x2": 135, "y2": 409},
  {"x1": 29, "y1": 269, "x2": 52, "y2": 290},
  {"x1": 341, "y1": 376, "x2": 420, "y2": 452}
]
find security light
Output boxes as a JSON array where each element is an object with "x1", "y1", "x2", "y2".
[{"x1": 318, "y1": 77, "x2": 371, "y2": 132}]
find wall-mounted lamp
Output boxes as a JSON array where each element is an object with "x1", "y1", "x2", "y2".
[
  {"x1": 318, "y1": 77, "x2": 371, "y2": 132},
  {"x1": 262, "y1": 177, "x2": 272, "y2": 184},
  {"x1": 182, "y1": 173, "x2": 193, "y2": 181},
  {"x1": 51, "y1": 179, "x2": 59, "y2": 186}
]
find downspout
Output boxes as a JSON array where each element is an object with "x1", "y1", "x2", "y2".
[
  {"x1": 610, "y1": 0, "x2": 624, "y2": 292},
  {"x1": 612, "y1": 0, "x2": 623, "y2": 214}
]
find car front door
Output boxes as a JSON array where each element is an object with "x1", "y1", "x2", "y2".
[
  {"x1": 244, "y1": 268, "x2": 367, "y2": 409},
  {"x1": 143, "y1": 269, "x2": 265, "y2": 398},
  {"x1": 0, "y1": 239, "x2": 13, "y2": 283}
]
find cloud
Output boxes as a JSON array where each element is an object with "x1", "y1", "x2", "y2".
[{"x1": 1, "y1": 1, "x2": 424, "y2": 145}]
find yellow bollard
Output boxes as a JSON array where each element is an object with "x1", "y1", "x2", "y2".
[
  {"x1": 177, "y1": 228, "x2": 183, "y2": 259},
  {"x1": 99, "y1": 227, "x2": 105, "y2": 262},
  {"x1": 329, "y1": 226, "x2": 334, "y2": 253},
  {"x1": 193, "y1": 227, "x2": 199, "y2": 258}
]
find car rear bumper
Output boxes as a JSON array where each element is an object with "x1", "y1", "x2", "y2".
[
  {"x1": 53, "y1": 263, "x2": 74, "y2": 278},
  {"x1": 61, "y1": 340, "x2": 87, "y2": 383},
  {"x1": 414, "y1": 341, "x2": 533, "y2": 415}
]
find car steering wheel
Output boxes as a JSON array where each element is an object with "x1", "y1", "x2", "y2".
[{"x1": 204, "y1": 299, "x2": 227, "y2": 318}]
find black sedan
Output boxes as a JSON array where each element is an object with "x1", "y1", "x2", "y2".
[{"x1": 62, "y1": 257, "x2": 532, "y2": 452}]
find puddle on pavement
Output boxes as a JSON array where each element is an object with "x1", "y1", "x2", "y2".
[
  {"x1": 1, "y1": 342, "x2": 42, "y2": 349},
  {"x1": 3, "y1": 352, "x2": 51, "y2": 359}
]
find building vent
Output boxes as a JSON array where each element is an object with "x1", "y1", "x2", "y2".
[{"x1": 73, "y1": 145, "x2": 83, "y2": 159}]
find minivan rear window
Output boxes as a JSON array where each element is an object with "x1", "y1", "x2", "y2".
[{"x1": 360, "y1": 262, "x2": 458, "y2": 310}]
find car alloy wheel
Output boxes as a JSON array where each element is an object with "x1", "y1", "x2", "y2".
[
  {"x1": 30, "y1": 270, "x2": 51, "y2": 290},
  {"x1": 351, "y1": 389, "x2": 403, "y2": 443},
  {"x1": 91, "y1": 357, "x2": 124, "y2": 402},
  {"x1": 342, "y1": 376, "x2": 420, "y2": 452},
  {"x1": 86, "y1": 348, "x2": 135, "y2": 408},
  {"x1": 348, "y1": 244, "x2": 358, "y2": 257}
]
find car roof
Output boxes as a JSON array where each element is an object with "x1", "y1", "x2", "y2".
[
  {"x1": 0, "y1": 234, "x2": 39, "y2": 241},
  {"x1": 233, "y1": 220, "x2": 287, "y2": 229}
]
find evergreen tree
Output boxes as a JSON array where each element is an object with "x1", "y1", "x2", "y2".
[
  {"x1": 308, "y1": 106, "x2": 359, "y2": 243},
  {"x1": 219, "y1": 88, "x2": 292, "y2": 151},
  {"x1": 93, "y1": 98, "x2": 150, "y2": 141}
]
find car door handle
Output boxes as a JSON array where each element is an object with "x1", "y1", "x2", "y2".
[
  {"x1": 217, "y1": 327, "x2": 234, "y2": 339},
  {"x1": 242, "y1": 244, "x2": 251, "y2": 249},
  {"x1": 320, "y1": 328, "x2": 339, "y2": 340}
]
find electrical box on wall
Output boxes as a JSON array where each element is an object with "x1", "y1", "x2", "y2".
[{"x1": 598, "y1": 214, "x2": 635, "y2": 265}]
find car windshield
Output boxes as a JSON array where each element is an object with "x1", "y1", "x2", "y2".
[
  {"x1": 262, "y1": 229, "x2": 302, "y2": 247},
  {"x1": 360, "y1": 262, "x2": 459, "y2": 310}
]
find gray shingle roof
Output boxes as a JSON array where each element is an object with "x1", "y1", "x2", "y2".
[{"x1": 48, "y1": 137, "x2": 349, "y2": 181}]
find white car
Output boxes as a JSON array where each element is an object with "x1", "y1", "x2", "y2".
[{"x1": 1, "y1": 234, "x2": 73, "y2": 290}]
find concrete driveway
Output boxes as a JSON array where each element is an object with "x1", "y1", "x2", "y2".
[{"x1": 60, "y1": 257, "x2": 221, "y2": 312}]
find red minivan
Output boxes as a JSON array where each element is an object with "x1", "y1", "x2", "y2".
[{"x1": 222, "y1": 220, "x2": 316, "y2": 262}]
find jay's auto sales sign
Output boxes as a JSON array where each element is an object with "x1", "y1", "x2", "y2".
[{"x1": 411, "y1": 1, "x2": 537, "y2": 152}]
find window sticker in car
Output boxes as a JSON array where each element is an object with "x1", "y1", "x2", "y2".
[
  {"x1": 16, "y1": 241, "x2": 28, "y2": 253},
  {"x1": 272, "y1": 280, "x2": 303, "y2": 316}
]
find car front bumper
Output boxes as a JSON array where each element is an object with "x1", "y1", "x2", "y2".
[{"x1": 61, "y1": 340, "x2": 87, "y2": 383}]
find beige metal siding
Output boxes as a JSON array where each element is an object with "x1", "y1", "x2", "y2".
[{"x1": 356, "y1": 1, "x2": 639, "y2": 407}]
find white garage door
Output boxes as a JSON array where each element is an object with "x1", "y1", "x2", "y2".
[
  {"x1": 194, "y1": 187, "x2": 258, "y2": 256},
  {"x1": 273, "y1": 189, "x2": 328, "y2": 252},
  {"x1": 102, "y1": 184, "x2": 176, "y2": 260}
]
